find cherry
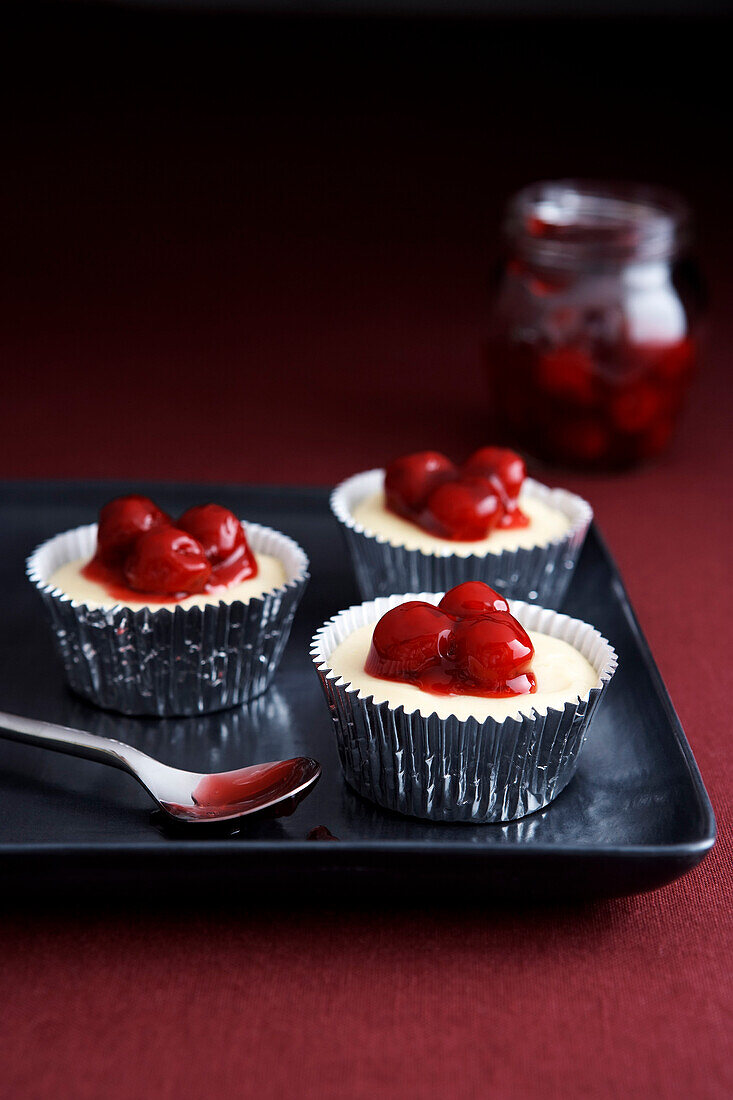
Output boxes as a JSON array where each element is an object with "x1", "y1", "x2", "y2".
[
  {"x1": 178, "y1": 504, "x2": 246, "y2": 564},
  {"x1": 385, "y1": 451, "x2": 456, "y2": 517},
  {"x1": 96, "y1": 495, "x2": 171, "y2": 567},
  {"x1": 448, "y1": 614, "x2": 536, "y2": 695},
  {"x1": 123, "y1": 527, "x2": 211, "y2": 595},
  {"x1": 178, "y1": 504, "x2": 257, "y2": 586},
  {"x1": 462, "y1": 446, "x2": 526, "y2": 502},
  {"x1": 85, "y1": 494, "x2": 261, "y2": 600},
  {"x1": 438, "y1": 581, "x2": 509, "y2": 617},
  {"x1": 425, "y1": 476, "x2": 503, "y2": 541},
  {"x1": 365, "y1": 601, "x2": 454, "y2": 680},
  {"x1": 637, "y1": 416, "x2": 674, "y2": 459},
  {"x1": 549, "y1": 417, "x2": 610, "y2": 462}
]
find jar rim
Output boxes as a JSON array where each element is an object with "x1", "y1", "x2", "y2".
[{"x1": 504, "y1": 180, "x2": 692, "y2": 267}]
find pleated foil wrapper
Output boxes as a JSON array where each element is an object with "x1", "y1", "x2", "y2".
[
  {"x1": 331, "y1": 470, "x2": 592, "y2": 608},
  {"x1": 27, "y1": 522, "x2": 310, "y2": 717},
  {"x1": 312, "y1": 593, "x2": 617, "y2": 823}
]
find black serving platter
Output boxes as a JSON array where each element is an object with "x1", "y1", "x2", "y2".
[{"x1": 0, "y1": 481, "x2": 715, "y2": 902}]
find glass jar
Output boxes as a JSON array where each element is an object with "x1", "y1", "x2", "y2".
[{"x1": 486, "y1": 181, "x2": 702, "y2": 470}]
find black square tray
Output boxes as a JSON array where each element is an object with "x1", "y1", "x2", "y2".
[{"x1": 0, "y1": 481, "x2": 715, "y2": 901}]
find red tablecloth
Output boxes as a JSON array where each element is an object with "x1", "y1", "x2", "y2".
[{"x1": 2, "y1": 12, "x2": 732, "y2": 1097}]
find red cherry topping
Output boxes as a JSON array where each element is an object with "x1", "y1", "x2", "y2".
[
  {"x1": 84, "y1": 495, "x2": 260, "y2": 601},
  {"x1": 438, "y1": 581, "x2": 509, "y2": 617},
  {"x1": 96, "y1": 495, "x2": 171, "y2": 567},
  {"x1": 364, "y1": 583, "x2": 536, "y2": 699},
  {"x1": 425, "y1": 476, "x2": 503, "y2": 541},
  {"x1": 384, "y1": 451, "x2": 457, "y2": 518},
  {"x1": 123, "y1": 527, "x2": 212, "y2": 595},
  {"x1": 384, "y1": 447, "x2": 528, "y2": 539},
  {"x1": 177, "y1": 504, "x2": 257, "y2": 585}
]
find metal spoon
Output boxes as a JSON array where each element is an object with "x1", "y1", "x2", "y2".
[{"x1": 0, "y1": 710, "x2": 321, "y2": 824}]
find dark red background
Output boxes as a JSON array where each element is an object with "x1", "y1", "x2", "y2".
[{"x1": 1, "y1": 8, "x2": 731, "y2": 1098}]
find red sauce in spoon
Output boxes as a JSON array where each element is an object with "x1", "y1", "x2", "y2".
[{"x1": 161, "y1": 759, "x2": 318, "y2": 822}]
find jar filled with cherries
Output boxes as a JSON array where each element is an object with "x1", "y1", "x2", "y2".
[{"x1": 486, "y1": 181, "x2": 703, "y2": 470}]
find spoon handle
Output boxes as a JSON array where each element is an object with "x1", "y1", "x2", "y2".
[{"x1": 0, "y1": 709, "x2": 147, "y2": 775}]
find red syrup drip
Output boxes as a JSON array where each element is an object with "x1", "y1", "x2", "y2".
[
  {"x1": 82, "y1": 556, "x2": 180, "y2": 604},
  {"x1": 384, "y1": 447, "x2": 529, "y2": 541},
  {"x1": 161, "y1": 759, "x2": 316, "y2": 822},
  {"x1": 497, "y1": 506, "x2": 531, "y2": 530},
  {"x1": 364, "y1": 582, "x2": 537, "y2": 699}
]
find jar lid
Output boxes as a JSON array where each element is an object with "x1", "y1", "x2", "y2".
[{"x1": 504, "y1": 180, "x2": 692, "y2": 267}]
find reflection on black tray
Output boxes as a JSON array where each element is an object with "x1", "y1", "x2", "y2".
[{"x1": 59, "y1": 686, "x2": 297, "y2": 775}]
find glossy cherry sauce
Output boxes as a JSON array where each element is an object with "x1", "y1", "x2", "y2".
[
  {"x1": 365, "y1": 582, "x2": 536, "y2": 698},
  {"x1": 384, "y1": 447, "x2": 529, "y2": 541},
  {"x1": 82, "y1": 495, "x2": 257, "y2": 602}
]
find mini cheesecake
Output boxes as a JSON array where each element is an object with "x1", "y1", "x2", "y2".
[
  {"x1": 28, "y1": 495, "x2": 309, "y2": 716},
  {"x1": 331, "y1": 448, "x2": 592, "y2": 605},
  {"x1": 312, "y1": 585, "x2": 617, "y2": 823}
]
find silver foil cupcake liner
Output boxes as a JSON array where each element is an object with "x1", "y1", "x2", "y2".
[
  {"x1": 331, "y1": 469, "x2": 592, "y2": 608},
  {"x1": 312, "y1": 593, "x2": 617, "y2": 823},
  {"x1": 27, "y1": 522, "x2": 310, "y2": 717}
]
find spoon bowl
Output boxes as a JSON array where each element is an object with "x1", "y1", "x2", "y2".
[
  {"x1": 0, "y1": 710, "x2": 320, "y2": 825},
  {"x1": 156, "y1": 757, "x2": 322, "y2": 823}
]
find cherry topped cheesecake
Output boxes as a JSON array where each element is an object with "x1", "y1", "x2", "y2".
[
  {"x1": 48, "y1": 496, "x2": 287, "y2": 611},
  {"x1": 312, "y1": 582, "x2": 616, "y2": 822},
  {"x1": 331, "y1": 448, "x2": 593, "y2": 605},
  {"x1": 29, "y1": 495, "x2": 309, "y2": 715}
]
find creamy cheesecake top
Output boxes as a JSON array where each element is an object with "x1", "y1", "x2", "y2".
[
  {"x1": 49, "y1": 552, "x2": 287, "y2": 612},
  {"x1": 351, "y1": 488, "x2": 571, "y2": 556},
  {"x1": 326, "y1": 620, "x2": 598, "y2": 722}
]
